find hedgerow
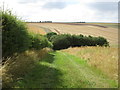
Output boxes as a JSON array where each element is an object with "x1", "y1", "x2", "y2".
[
  {"x1": 30, "y1": 34, "x2": 53, "y2": 50},
  {"x1": 45, "y1": 32, "x2": 57, "y2": 41},
  {"x1": 2, "y1": 11, "x2": 31, "y2": 58},
  {"x1": 48, "y1": 33, "x2": 109, "y2": 50},
  {"x1": 2, "y1": 10, "x2": 53, "y2": 59}
]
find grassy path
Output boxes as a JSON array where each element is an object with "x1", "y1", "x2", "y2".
[{"x1": 14, "y1": 51, "x2": 117, "y2": 88}]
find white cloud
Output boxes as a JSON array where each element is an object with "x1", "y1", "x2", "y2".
[{"x1": 1, "y1": 0, "x2": 118, "y2": 22}]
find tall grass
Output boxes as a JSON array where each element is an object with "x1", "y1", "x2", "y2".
[
  {"x1": 61, "y1": 46, "x2": 118, "y2": 81},
  {"x1": 2, "y1": 48, "x2": 52, "y2": 88}
]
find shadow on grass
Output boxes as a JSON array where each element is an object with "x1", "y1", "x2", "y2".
[
  {"x1": 15, "y1": 52, "x2": 64, "y2": 88},
  {"x1": 41, "y1": 52, "x2": 56, "y2": 63}
]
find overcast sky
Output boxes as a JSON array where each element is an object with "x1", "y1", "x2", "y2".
[{"x1": 1, "y1": 0, "x2": 119, "y2": 22}]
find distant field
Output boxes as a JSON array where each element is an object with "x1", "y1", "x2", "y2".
[
  {"x1": 27, "y1": 23, "x2": 118, "y2": 46},
  {"x1": 27, "y1": 24, "x2": 46, "y2": 35},
  {"x1": 89, "y1": 23, "x2": 118, "y2": 29}
]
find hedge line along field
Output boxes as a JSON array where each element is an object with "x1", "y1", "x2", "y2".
[{"x1": 27, "y1": 23, "x2": 118, "y2": 46}]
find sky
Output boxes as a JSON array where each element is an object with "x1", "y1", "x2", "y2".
[{"x1": 1, "y1": 0, "x2": 119, "y2": 22}]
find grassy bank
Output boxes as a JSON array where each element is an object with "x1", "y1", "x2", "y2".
[
  {"x1": 14, "y1": 51, "x2": 117, "y2": 88},
  {"x1": 2, "y1": 48, "x2": 52, "y2": 88}
]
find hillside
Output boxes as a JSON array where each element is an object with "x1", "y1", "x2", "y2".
[
  {"x1": 2, "y1": 17, "x2": 118, "y2": 88},
  {"x1": 2, "y1": 1, "x2": 118, "y2": 88},
  {"x1": 27, "y1": 23, "x2": 118, "y2": 46}
]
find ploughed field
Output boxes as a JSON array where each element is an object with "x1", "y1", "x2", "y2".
[{"x1": 27, "y1": 23, "x2": 118, "y2": 46}]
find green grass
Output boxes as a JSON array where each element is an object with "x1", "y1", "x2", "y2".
[{"x1": 14, "y1": 51, "x2": 118, "y2": 88}]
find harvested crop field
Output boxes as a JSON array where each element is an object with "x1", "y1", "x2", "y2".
[
  {"x1": 27, "y1": 24, "x2": 46, "y2": 35},
  {"x1": 27, "y1": 23, "x2": 118, "y2": 46}
]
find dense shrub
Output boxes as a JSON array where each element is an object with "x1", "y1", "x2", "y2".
[
  {"x1": 70, "y1": 34, "x2": 85, "y2": 47},
  {"x1": 51, "y1": 34, "x2": 71, "y2": 50},
  {"x1": 95, "y1": 36, "x2": 109, "y2": 46},
  {"x1": 49, "y1": 33, "x2": 109, "y2": 50},
  {"x1": 30, "y1": 34, "x2": 53, "y2": 50},
  {"x1": 2, "y1": 11, "x2": 53, "y2": 59},
  {"x1": 45, "y1": 32, "x2": 57, "y2": 41},
  {"x1": 2, "y1": 11, "x2": 31, "y2": 58}
]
